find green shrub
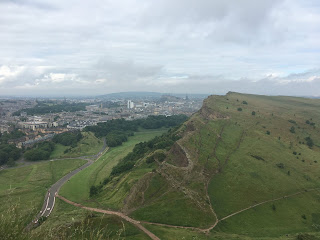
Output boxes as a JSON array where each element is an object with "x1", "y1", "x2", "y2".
[{"x1": 290, "y1": 126, "x2": 295, "y2": 133}]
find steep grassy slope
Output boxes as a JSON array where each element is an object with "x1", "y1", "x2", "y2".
[{"x1": 89, "y1": 92, "x2": 320, "y2": 239}]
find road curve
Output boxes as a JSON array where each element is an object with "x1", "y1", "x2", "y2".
[{"x1": 31, "y1": 139, "x2": 108, "y2": 225}]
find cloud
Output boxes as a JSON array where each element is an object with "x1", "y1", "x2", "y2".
[{"x1": 0, "y1": 0, "x2": 319, "y2": 96}]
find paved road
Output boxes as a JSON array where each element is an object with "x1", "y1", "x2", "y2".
[
  {"x1": 1, "y1": 138, "x2": 107, "y2": 172},
  {"x1": 31, "y1": 139, "x2": 107, "y2": 225},
  {"x1": 34, "y1": 160, "x2": 93, "y2": 222}
]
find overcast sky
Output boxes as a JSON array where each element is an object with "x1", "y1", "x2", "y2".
[{"x1": 0, "y1": 0, "x2": 320, "y2": 97}]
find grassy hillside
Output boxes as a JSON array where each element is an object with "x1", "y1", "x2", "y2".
[
  {"x1": 80, "y1": 92, "x2": 320, "y2": 239},
  {"x1": 50, "y1": 132, "x2": 103, "y2": 159},
  {"x1": 0, "y1": 159, "x2": 86, "y2": 233},
  {"x1": 59, "y1": 129, "x2": 168, "y2": 204}
]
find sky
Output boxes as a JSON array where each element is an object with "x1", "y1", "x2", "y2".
[{"x1": 0, "y1": 0, "x2": 320, "y2": 97}]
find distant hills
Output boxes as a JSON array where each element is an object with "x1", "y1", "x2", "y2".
[{"x1": 97, "y1": 91, "x2": 209, "y2": 100}]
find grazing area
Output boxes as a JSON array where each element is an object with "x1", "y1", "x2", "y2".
[
  {"x1": 59, "y1": 92, "x2": 320, "y2": 239},
  {"x1": 0, "y1": 158, "x2": 86, "y2": 238}
]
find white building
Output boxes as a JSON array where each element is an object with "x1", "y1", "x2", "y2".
[{"x1": 127, "y1": 100, "x2": 134, "y2": 109}]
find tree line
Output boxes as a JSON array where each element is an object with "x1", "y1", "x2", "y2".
[
  {"x1": 85, "y1": 114, "x2": 188, "y2": 138},
  {"x1": 90, "y1": 129, "x2": 181, "y2": 196},
  {"x1": 52, "y1": 130, "x2": 82, "y2": 147},
  {"x1": 13, "y1": 102, "x2": 88, "y2": 116},
  {"x1": 0, "y1": 130, "x2": 25, "y2": 165}
]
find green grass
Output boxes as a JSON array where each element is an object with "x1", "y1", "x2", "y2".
[
  {"x1": 34, "y1": 198, "x2": 150, "y2": 240},
  {"x1": 196, "y1": 93, "x2": 320, "y2": 237},
  {"x1": 7, "y1": 93, "x2": 320, "y2": 239},
  {"x1": 50, "y1": 132, "x2": 103, "y2": 159},
  {"x1": 131, "y1": 190, "x2": 215, "y2": 228},
  {"x1": 215, "y1": 191, "x2": 320, "y2": 237},
  {"x1": 59, "y1": 129, "x2": 168, "y2": 204},
  {"x1": 0, "y1": 159, "x2": 86, "y2": 226}
]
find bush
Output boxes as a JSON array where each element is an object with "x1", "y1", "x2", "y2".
[
  {"x1": 89, "y1": 185, "x2": 99, "y2": 197},
  {"x1": 305, "y1": 137, "x2": 314, "y2": 148},
  {"x1": 276, "y1": 163, "x2": 284, "y2": 169},
  {"x1": 290, "y1": 126, "x2": 295, "y2": 133},
  {"x1": 266, "y1": 130, "x2": 270, "y2": 135},
  {"x1": 237, "y1": 108, "x2": 242, "y2": 111},
  {"x1": 242, "y1": 101, "x2": 248, "y2": 105},
  {"x1": 252, "y1": 111, "x2": 256, "y2": 116},
  {"x1": 146, "y1": 156, "x2": 154, "y2": 164}
]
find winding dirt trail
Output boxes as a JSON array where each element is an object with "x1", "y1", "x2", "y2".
[
  {"x1": 56, "y1": 194, "x2": 160, "y2": 240},
  {"x1": 219, "y1": 188, "x2": 320, "y2": 222}
]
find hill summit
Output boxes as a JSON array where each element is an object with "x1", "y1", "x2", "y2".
[{"x1": 94, "y1": 92, "x2": 320, "y2": 239}]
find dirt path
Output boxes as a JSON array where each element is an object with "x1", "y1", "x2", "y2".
[
  {"x1": 219, "y1": 188, "x2": 320, "y2": 221},
  {"x1": 56, "y1": 194, "x2": 160, "y2": 240}
]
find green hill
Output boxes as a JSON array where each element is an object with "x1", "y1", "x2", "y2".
[{"x1": 85, "y1": 92, "x2": 320, "y2": 239}]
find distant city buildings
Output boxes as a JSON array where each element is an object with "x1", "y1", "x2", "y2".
[
  {"x1": 0, "y1": 94, "x2": 205, "y2": 148},
  {"x1": 127, "y1": 100, "x2": 134, "y2": 109}
]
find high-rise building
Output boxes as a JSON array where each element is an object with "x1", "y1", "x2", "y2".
[{"x1": 127, "y1": 100, "x2": 134, "y2": 109}]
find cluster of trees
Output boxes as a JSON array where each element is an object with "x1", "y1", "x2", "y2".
[
  {"x1": 105, "y1": 131, "x2": 131, "y2": 147},
  {"x1": 0, "y1": 129, "x2": 25, "y2": 144},
  {"x1": 85, "y1": 118, "x2": 138, "y2": 138},
  {"x1": 52, "y1": 130, "x2": 82, "y2": 147},
  {"x1": 111, "y1": 131, "x2": 180, "y2": 176},
  {"x1": 0, "y1": 129, "x2": 25, "y2": 165},
  {"x1": 24, "y1": 141, "x2": 55, "y2": 161},
  {"x1": 13, "y1": 102, "x2": 87, "y2": 116},
  {"x1": 139, "y1": 115, "x2": 188, "y2": 129},
  {"x1": 85, "y1": 115, "x2": 188, "y2": 138},
  {"x1": 0, "y1": 144, "x2": 21, "y2": 165}
]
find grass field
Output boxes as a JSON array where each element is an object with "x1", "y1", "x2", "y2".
[
  {"x1": 0, "y1": 158, "x2": 86, "y2": 227},
  {"x1": 50, "y1": 132, "x2": 103, "y2": 159},
  {"x1": 5, "y1": 93, "x2": 320, "y2": 239},
  {"x1": 59, "y1": 129, "x2": 168, "y2": 204},
  {"x1": 33, "y1": 198, "x2": 150, "y2": 240},
  {"x1": 78, "y1": 92, "x2": 320, "y2": 238}
]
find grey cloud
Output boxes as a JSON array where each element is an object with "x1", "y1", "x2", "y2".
[{"x1": 0, "y1": 0, "x2": 320, "y2": 96}]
